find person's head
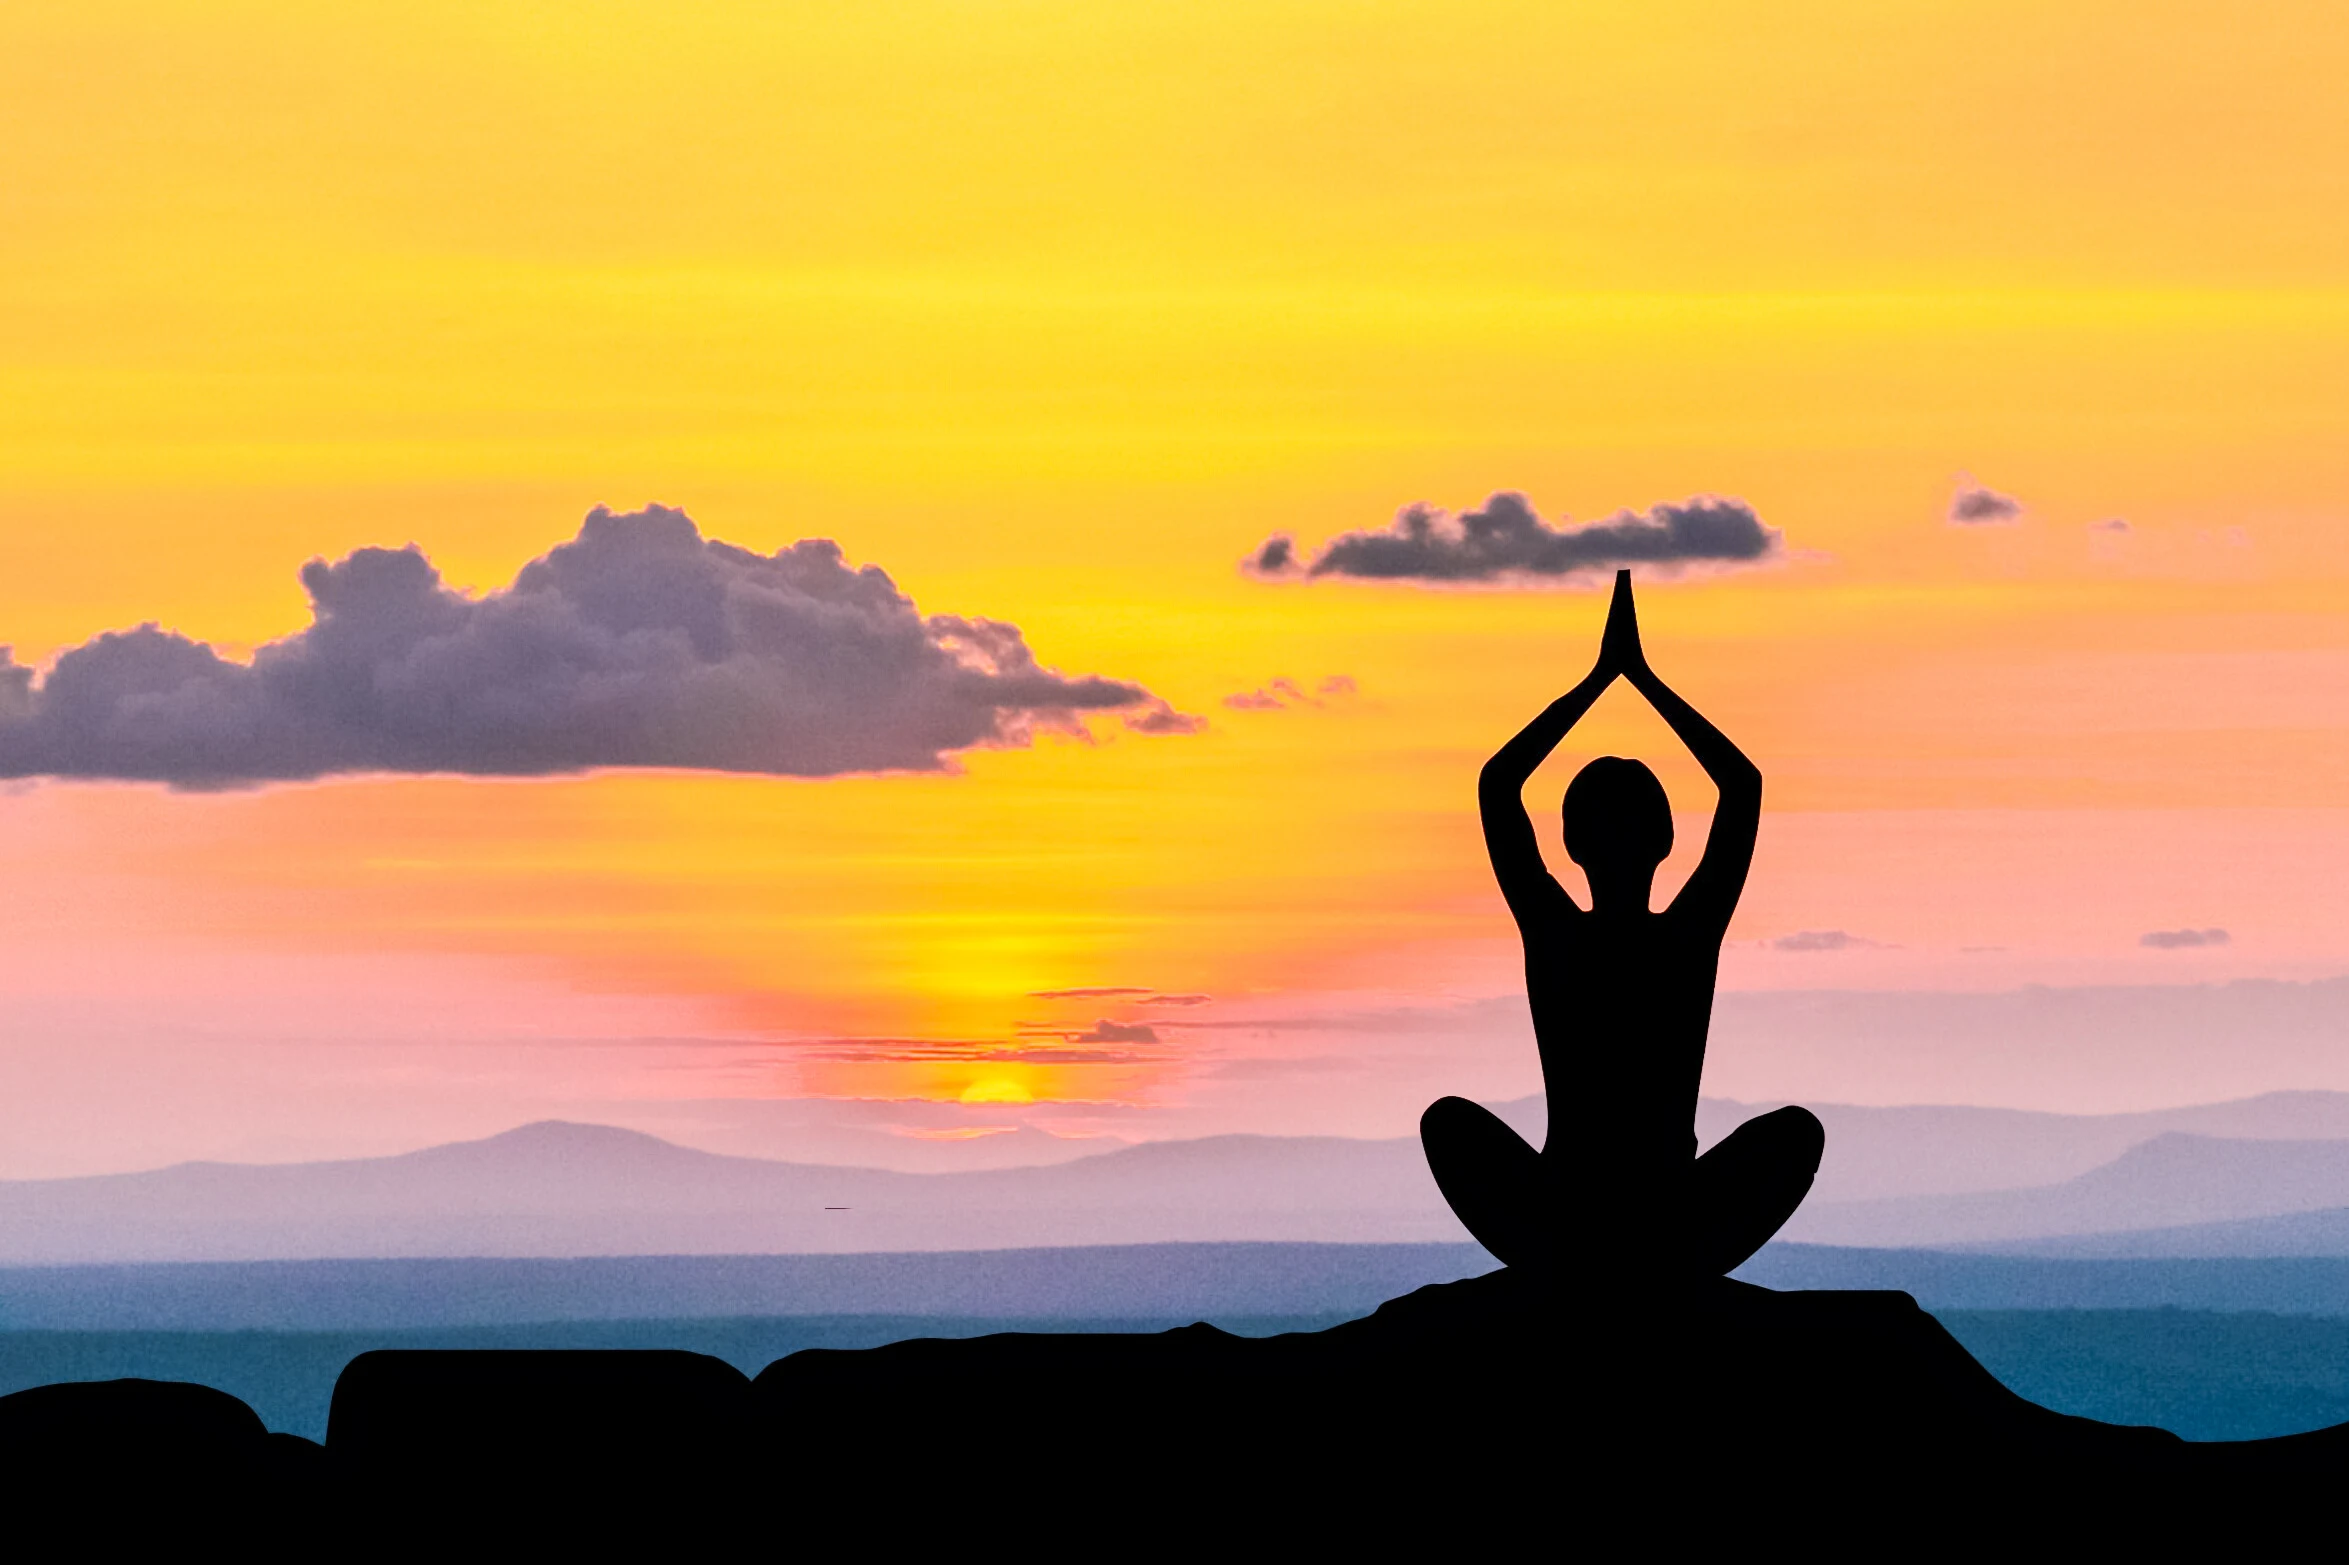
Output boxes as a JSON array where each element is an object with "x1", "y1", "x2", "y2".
[{"x1": 1563, "y1": 757, "x2": 1673, "y2": 889}]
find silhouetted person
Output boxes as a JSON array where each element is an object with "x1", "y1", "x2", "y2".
[{"x1": 1423, "y1": 569, "x2": 1822, "y2": 1279}]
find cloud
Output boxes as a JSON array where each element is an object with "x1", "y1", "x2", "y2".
[
  {"x1": 1011, "y1": 1016, "x2": 1163, "y2": 1045},
  {"x1": 1948, "y1": 481, "x2": 2024, "y2": 525},
  {"x1": 2141, "y1": 927, "x2": 2230, "y2": 949},
  {"x1": 781, "y1": 1033, "x2": 1163, "y2": 1065},
  {"x1": 1246, "y1": 536, "x2": 1296, "y2": 575},
  {"x1": 982, "y1": 1046, "x2": 1151, "y2": 1064},
  {"x1": 1123, "y1": 701, "x2": 1207, "y2": 735},
  {"x1": 0, "y1": 651, "x2": 30, "y2": 723},
  {"x1": 1029, "y1": 987, "x2": 1211, "y2": 1008},
  {"x1": 1245, "y1": 493, "x2": 1780, "y2": 585},
  {"x1": 1221, "y1": 674, "x2": 1359, "y2": 711},
  {"x1": 1770, "y1": 930, "x2": 1882, "y2": 953},
  {"x1": 2090, "y1": 518, "x2": 2131, "y2": 534},
  {"x1": 1078, "y1": 1019, "x2": 1159, "y2": 1043},
  {"x1": 1169, "y1": 994, "x2": 1533, "y2": 1035},
  {"x1": 0, "y1": 506, "x2": 1195, "y2": 788},
  {"x1": 968, "y1": 1046, "x2": 1160, "y2": 1065}
]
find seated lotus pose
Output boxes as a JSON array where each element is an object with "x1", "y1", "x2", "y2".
[{"x1": 1423, "y1": 569, "x2": 1822, "y2": 1278}]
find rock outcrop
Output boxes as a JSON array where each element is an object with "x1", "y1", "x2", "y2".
[{"x1": 5, "y1": 1274, "x2": 2342, "y2": 1530}]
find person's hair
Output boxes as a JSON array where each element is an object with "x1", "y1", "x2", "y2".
[{"x1": 1563, "y1": 756, "x2": 1673, "y2": 868}]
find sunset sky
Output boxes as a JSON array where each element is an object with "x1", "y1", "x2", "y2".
[{"x1": 4, "y1": 1, "x2": 2348, "y2": 1175}]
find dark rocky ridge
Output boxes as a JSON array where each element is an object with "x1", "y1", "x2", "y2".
[{"x1": 5, "y1": 1271, "x2": 2344, "y2": 1529}]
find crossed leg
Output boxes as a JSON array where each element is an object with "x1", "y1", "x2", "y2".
[
  {"x1": 1420, "y1": 1097, "x2": 1823, "y2": 1277},
  {"x1": 1419, "y1": 1096, "x2": 1550, "y2": 1272},
  {"x1": 1685, "y1": 1105, "x2": 1823, "y2": 1275}
]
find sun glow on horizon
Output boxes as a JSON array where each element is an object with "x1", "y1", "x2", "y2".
[{"x1": 959, "y1": 1079, "x2": 1038, "y2": 1106}]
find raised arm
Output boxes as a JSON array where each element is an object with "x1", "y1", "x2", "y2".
[
  {"x1": 1480, "y1": 659, "x2": 1614, "y2": 921},
  {"x1": 1606, "y1": 571, "x2": 1762, "y2": 929}
]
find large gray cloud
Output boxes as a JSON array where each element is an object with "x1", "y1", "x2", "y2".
[
  {"x1": 1245, "y1": 492, "x2": 1781, "y2": 584},
  {"x1": 0, "y1": 506, "x2": 1188, "y2": 788}
]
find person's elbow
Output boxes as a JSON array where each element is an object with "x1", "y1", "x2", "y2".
[
  {"x1": 1719, "y1": 757, "x2": 1763, "y2": 802},
  {"x1": 1478, "y1": 758, "x2": 1523, "y2": 804}
]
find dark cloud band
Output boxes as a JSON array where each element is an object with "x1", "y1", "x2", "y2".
[
  {"x1": 0, "y1": 506, "x2": 1189, "y2": 788},
  {"x1": 1245, "y1": 492, "x2": 1780, "y2": 585}
]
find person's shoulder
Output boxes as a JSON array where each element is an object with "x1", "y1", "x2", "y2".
[
  {"x1": 1658, "y1": 892, "x2": 1735, "y2": 939},
  {"x1": 1513, "y1": 880, "x2": 1584, "y2": 930}
]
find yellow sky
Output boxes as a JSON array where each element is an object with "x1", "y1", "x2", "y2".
[{"x1": 2, "y1": 1, "x2": 2347, "y2": 1165}]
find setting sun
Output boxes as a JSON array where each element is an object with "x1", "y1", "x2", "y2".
[{"x1": 959, "y1": 1078, "x2": 1037, "y2": 1107}]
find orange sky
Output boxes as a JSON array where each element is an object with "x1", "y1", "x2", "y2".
[{"x1": 3, "y1": 1, "x2": 2347, "y2": 1172}]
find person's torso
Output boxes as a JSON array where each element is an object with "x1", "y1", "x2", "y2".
[{"x1": 1520, "y1": 898, "x2": 1721, "y2": 1165}]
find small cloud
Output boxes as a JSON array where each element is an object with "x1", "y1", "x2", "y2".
[
  {"x1": 1222, "y1": 675, "x2": 1360, "y2": 711},
  {"x1": 1770, "y1": 929, "x2": 1881, "y2": 953},
  {"x1": 1246, "y1": 536, "x2": 1296, "y2": 575},
  {"x1": 1245, "y1": 493, "x2": 1781, "y2": 585},
  {"x1": 798, "y1": 1030, "x2": 1167, "y2": 1069},
  {"x1": 1949, "y1": 480, "x2": 2024, "y2": 526},
  {"x1": 2090, "y1": 518, "x2": 2131, "y2": 534},
  {"x1": 1029, "y1": 986, "x2": 1154, "y2": 1000},
  {"x1": 2141, "y1": 927, "x2": 2230, "y2": 949},
  {"x1": 1139, "y1": 993, "x2": 1212, "y2": 1007},
  {"x1": 1123, "y1": 700, "x2": 1207, "y2": 735},
  {"x1": 975, "y1": 1045, "x2": 1155, "y2": 1065},
  {"x1": 1078, "y1": 1019, "x2": 1158, "y2": 1043}
]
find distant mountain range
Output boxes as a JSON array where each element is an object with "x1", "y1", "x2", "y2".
[
  {"x1": 0, "y1": 1121, "x2": 1465, "y2": 1263},
  {"x1": 1696, "y1": 1090, "x2": 2349, "y2": 1202},
  {"x1": 12, "y1": 1091, "x2": 2349, "y2": 1263},
  {"x1": 1785, "y1": 1132, "x2": 2349, "y2": 1248}
]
